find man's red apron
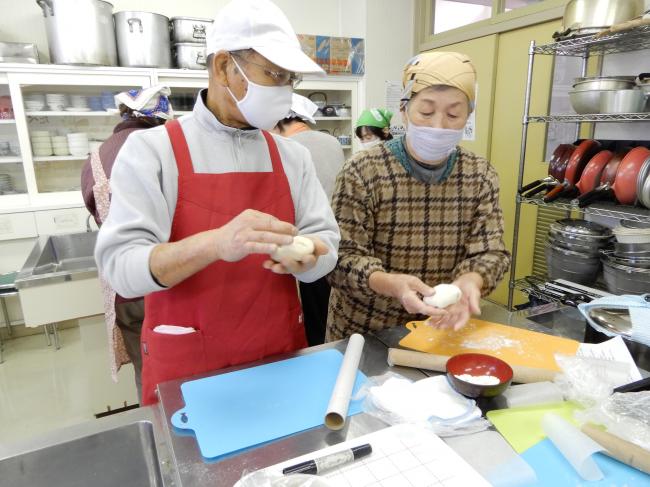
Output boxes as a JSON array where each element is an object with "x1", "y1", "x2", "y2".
[{"x1": 140, "y1": 119, "x2": 307, "y2": 405}]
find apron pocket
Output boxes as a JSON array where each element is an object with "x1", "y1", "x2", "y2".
[{"x1": 143, "y1": 326, "x2": 207, "y2": 386}]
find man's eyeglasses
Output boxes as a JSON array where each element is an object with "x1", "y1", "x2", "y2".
[{"x1": 232, "y1": 53, "x2": 302, "y2": 88}]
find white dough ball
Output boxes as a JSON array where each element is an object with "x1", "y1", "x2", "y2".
[
  {"x1": 423, "y1": 284, "x2": 462, "y2": 309},
  {"x1": 271, "y1": 236, "x2": 315, "y2": 262}
]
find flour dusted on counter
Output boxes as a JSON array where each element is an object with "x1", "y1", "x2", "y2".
[
  {"x1": 455, "y1": 374, "x2": 500, "y2": 386},
  {"x1": 461, "y1": 335, "x2": 521, "y2": 352}
]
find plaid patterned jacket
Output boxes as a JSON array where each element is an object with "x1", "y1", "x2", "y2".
[{"x1": 326, "y1": 143, "x2": 510, "y2": 340}]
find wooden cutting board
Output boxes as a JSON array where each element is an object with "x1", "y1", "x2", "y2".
[{"x1": 399, "y1": 319, "x2": 580, "y2": 371}]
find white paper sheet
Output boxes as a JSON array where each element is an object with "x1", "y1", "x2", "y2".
[
  {"x1": 541, "y1": 413, "x2": 605, "y2": 481},
  {"x1": 240, "y1": 424, "x2": 491, "y2": 487},
  {"x1": 577, "y1": 336, "x2": 642, "y2": 383}
]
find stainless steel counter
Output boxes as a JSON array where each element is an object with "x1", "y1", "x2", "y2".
[
  {"x1": 0, "y1": 301, "x2": 622, "y2": 486},
  {"x1": 156, "y1": 335, "x2": 427, "y2": 486}
]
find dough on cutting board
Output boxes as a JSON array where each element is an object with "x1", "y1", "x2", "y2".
[
  {"x1": 423, "y1": 284, "x2": 462, "y2": 308},
  {"x1": 271, "y1": 235, "x2": 315, "y2": 262}
]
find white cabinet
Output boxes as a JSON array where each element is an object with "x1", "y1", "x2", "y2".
[
  {"x1": 0, "y1": 212, "x2": 37, "y2": 241},
  {"x1": 34, "y1": 207, "x2": 93, "y2": 235},
  {"x1": 0, "y1": 64, "x2": 364, "y2": 215}
]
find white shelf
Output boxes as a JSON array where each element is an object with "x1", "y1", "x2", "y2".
[
  {"x1": 0, "y1": 156, "x2": 21, "y2": 164},
  {"x1": 33, "y1": 155, "x2": 88, "y2": 162},
  {"x1": 25, "y1": 111, "x2": 116, "y2": 117},
  {"x1": 0, "y1": 119, "x2": 16, "y2": 124},
  {"x1": 314, "y1": 117, "x2": 351, "y2": 121}
]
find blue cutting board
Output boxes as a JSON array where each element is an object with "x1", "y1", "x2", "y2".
[
  {"x1": 521, "y1": 438, "x2": 650, "y2": 486},
  {"x1": 171, "y1": 349, "x2": 367, "y2": 460}
]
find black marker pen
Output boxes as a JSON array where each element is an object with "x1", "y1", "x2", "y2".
[{"x1": 282, "y1": 443, "x2": 372, "y2": 475}]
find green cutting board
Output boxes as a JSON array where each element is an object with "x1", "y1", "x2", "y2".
[{"x1": 486, "y1": 401, "x2": 582, "y2": 454}]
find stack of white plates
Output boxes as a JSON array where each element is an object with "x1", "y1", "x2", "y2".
[
  {"x1": 46, "y1": 93, "x2": 67, "y2": 112},
  {"x1": 67, "y1": 132, "x2": 89, "y2": 156},
  {"x1": 68, "y1": 95, "x2": 90, "y2": 112},
  {"x1": 613, "y1": 220, "x2": 650, "y2": 244},
  {"x1": 31, "y1": 130, "x2": 52, "y2": 156},
  {"x1": 0, "y1": 173, "x2": 13, "y2": 194},
  {"x1": 51, "y1": 135, "x2": 69, "y2": 156},
  {"x1": 24, "y1": 94, "x2": 45, "y2": 111}
]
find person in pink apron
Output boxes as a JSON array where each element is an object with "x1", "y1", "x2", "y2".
[
  {"x1": 81, "y1": 85, "x2": 173, "y2": 400},
  {"x1": 95, "y1": 0, "x2": 340, "y2": 405}
]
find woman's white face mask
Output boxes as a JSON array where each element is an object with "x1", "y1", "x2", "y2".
[
  {"x1": 228, "y1": 57, "x2": 293, "y2": 130},
  {"x1": 404, "y1": 112, "x2": 463, "y2": 164},
  {"x1": 360, "y1": 138, "x2": 382, "y2": 150}
]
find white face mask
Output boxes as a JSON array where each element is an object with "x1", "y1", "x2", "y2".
[
  {"x1": 361, "y1": 138, "x2": 382, "y2": 150},
  {"x1": 405, "y1": 113, "x2": 463, "y2": 163},
  {"x1": 228, "y1": 57, "x2": 293, "y2": 130}
]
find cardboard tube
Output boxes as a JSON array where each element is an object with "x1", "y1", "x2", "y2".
[
  {"x1": 581, "y1": 423, "x2": 650, "y2": 475},
  {"x1": 324, "y1": 334, "x2": 365, "y2": 430},
  {"x1": 387, "y1": 348, "x2": 558, "y2": 384}
]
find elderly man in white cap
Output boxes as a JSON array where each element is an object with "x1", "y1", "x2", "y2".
[
  {"x1": 272, "y1": 94, "x2": 345, "y2": 346},
  {"x1": 95, "y1": 0, "x2": 340, "y2": 405}
]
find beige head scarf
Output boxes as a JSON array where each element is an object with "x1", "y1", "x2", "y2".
[{"x1": 401, "y1": 52, "x2": 476, "y2": 105}]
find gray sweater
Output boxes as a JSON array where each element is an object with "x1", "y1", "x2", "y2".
[
  {"x1": 291, "y1": 130, "x2": 345, "y2": 200},
  {"x1": 95, "y1": 90, "x2": 340, "y2": 298}
]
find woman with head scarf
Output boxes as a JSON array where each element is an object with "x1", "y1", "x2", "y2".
[
  {"x1": 81, "y1": 84, "x2": 173, "y2": 400},
  {"x1": 355, "y1": 108, "x2": 393, "y2": 150},
  {"x1": 327, "y1": 52, "x2": 510, "y2": 341}
]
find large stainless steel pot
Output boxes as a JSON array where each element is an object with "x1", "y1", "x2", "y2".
[
  {"x1": 170, "y1": 17, "x2": 212, "y2": 44},
  {"x1": 36, "y1": 0, "x2": 117, "y2": 66},
  {"x1": 114, "y1": 11, "x2": 172, "y2": 68},
  {"x1": 173, "y1": 43, "x2": 207, "y2": 70},
  {"x1": 561, "y1": 0, "x2": 644, "y2": 36}
]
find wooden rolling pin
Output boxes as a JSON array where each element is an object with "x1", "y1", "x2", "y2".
[
  {"x1": 387, "y1": 348, "x2": 558, "y2": 384},
  {"x1": 581, "y1": 423, "x2": 650, "y2": 475}
]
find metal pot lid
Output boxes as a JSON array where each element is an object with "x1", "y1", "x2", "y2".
[
  {"x1": 574, "y1": 76, "x2": 637, "y2": 84},
  {"x1": 113, "y1": 10, "x2": 170, "y2": 20},
  {"x1": 170, "y1": 16, "x2": 213, "y2": 22},
  {"x1": 547, "y1": 242, "x2": 601, "y2": 259},
  {"x1": 172, "y1": 42, "x2": 207, "y2": 47},
  {"x1": 550, "y1": 218, "x2": 612, "y2": 237},
  {"x1": 620, "y1": 219, "x2": 650, "y2": 230}
]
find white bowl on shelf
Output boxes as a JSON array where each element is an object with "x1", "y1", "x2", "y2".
[
  {"x1": 67, "y1": 132, "x2": 88, "y2": 138},
  {"x1": 53, "y1": 148, "x2": 70, "y2": 156},
  {"x1": 32, "y1": 149, "x2": 53, "y2": 157},
  {"x1": 31, "y1": 130, "x2": 50, "y2": 137},
  {"x1": 51, "y1": 136, "x2": 67, "y2": 144},
  {"x1": 25, "y1": 101, "x2": 45, "y2": 111},
  {"x1": 51, "y1": 143, "x2": 69, "y2": 150}
]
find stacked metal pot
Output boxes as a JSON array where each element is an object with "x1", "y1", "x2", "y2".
[
  {"x1": 170, "y1": 17, "x2": 212, "y2": 70},
  {"x1": 36, "y1": 1, "x2": 212, "y2": 70},
  {"x1": 546, "y1": 219, "x2": 613, "y2": 284},
  {"x1": 601, "y1": 221, "x2": 650, "y2": 294}
]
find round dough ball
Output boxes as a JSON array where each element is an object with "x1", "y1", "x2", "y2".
[
  {"x1": 423, "y1": 284, "x2": 462, "y2": 309},
  {"x1": 271, "y1": 236, "x2": 315, "y2": 262}
]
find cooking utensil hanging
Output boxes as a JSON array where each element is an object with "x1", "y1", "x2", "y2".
[
  {"x1": 579, "y1": 146, "x2": 650, "y2": 207},
  {"x1": 544, "y1": 139, "x2": 601, "y2": 202},
  {"x1": 577, "y1": 149, "x2": 629, "y2": 207},
  {"x1": 520, "y1": 144, "x2": 576, "y2": 197},
  {"x1": 565, "y1": 150, "x2": 614, "y2": 199}
]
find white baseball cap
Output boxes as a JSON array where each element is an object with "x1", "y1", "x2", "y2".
[
  {"x1": 206, "y1": 0, "x2": 325, "y2": 75},
  {"x1": 286, "y1": 94, "x2": 318, "y2": 124}
]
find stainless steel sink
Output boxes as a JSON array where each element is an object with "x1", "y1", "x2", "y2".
[
  {"x1": 0, "y1": 421, "x2": 164, "y2": 487},
  {"x1": 15, "y1": 231, "x2": 99, "y2": 288}
]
